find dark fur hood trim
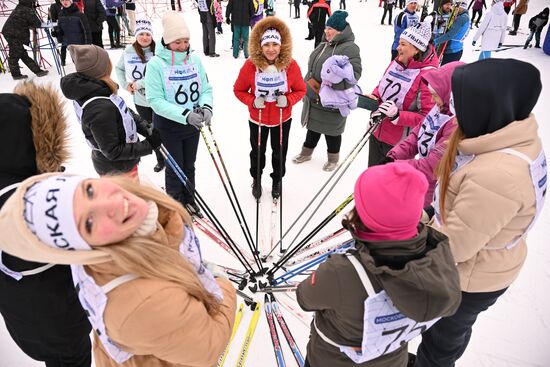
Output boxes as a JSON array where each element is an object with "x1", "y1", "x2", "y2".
[
  {"x1": 14, "y1": 82, "x2": 69, "y2": 173},
  {"x1": 249, "y1": 17, "x2": 292, "y2": 71}
]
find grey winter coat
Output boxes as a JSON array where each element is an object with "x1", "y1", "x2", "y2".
[{"x1": 301, "y1": 24, "x2": 362, "y2": 136}]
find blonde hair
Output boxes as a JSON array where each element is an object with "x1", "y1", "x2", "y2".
[
  {"x1": 96, "y1": 176, "x2": 221, "y2": 315},
  {"x1": 435, "y1": 126, "x2": 465, "y2": 224},
  {"x1": 99, "y1": 61, "x2": 119, "y2": 95}
]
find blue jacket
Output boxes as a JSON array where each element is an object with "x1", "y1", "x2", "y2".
[
  {"x1": 392, "y1": 10, "x2": 419, "y2": 50},
  {"x1": 145, "y1": 46, "x2": 213, "y2": 125},
  {"x1": 434, "y1": 11, "x2": 470, "y2": 54}
]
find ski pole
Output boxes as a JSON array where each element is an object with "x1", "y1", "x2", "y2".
[
  {"x1": 159, "y1": 145, "x2": 258, "y2": 275},
  {"x1": 279, "y1": 107, "x2": 284, "y2": 254},
  {"x1": 271, "y1": 251, "x2": 329, "y2": 286},
  {"x1": 200, "y1": 128, "x2": 262, "y2": 269},
  {"x1": 255, "y1": 109, "x2": 263, "y2": 254},
  {"x1": 209, "y1": 125, "x2": 256, "y2": 253},
  {"x1": 267, "y1": 193, "x2": 354, "y2": 277},
  {"x1": 264, "y1": 119, "x2": 380, "y2": 259}
]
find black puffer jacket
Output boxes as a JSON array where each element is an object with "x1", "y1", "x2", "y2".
[
  {"x1": 1, "y1": 0, "x2": 41, "y2": 43},
  {"x1": 0, "y1": 83, "x2": 92, "y2": 365},
  {"x1": 58, "y1": 4, "x2": 92, "y2": 45},
  {"x1": 226, "y1": 0, "x2": 255, "y2": 26},
  {"x1": 60, "y1": 73, "x2": 154, "y2": 175},
  {"x1": 83, "y1": 0, "x2": 106, "y2": 32}
]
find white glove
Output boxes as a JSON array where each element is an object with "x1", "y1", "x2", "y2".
[
  {"x1": 377, "y1": 100, "x2": 400, "y2": 124},
  {"x1": 276, "y1": 95, "x2": 288, "y2": 108},
  {"x1": 203, "y1": 260, "x2": 227, "y2": 279},
  {"x1": 253, "y1": 96, "x2": 266, "y2": 109}
]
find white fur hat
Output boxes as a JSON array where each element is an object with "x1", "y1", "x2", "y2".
[{"x1": 162, "y1": 11, "x2": 190, "y2": 44}]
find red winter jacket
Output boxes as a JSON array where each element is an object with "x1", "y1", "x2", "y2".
[
  {"x1": 371, "y1": 45, "x2": 439, "y2": 146},
  {"x1": 233, "y1": 59, "x2": 306, "y2": 126}
]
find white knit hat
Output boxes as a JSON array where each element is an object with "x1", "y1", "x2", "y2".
[
  {"x1": 400, "y1": 18, "x2": 432, "y2": 52},
  {"x1": 406, "y1": 0, "x2": 418, "y2": 5},
  {"x1": 456, "y1": 0, "x2": 468, "y2": 8},
  {"x1": 261, "y1": 28, "x2": 282, "y2": 46},
  {"x1": 162, "y1": 11, "x2": 190, "y2": 44},
  {"x1": 135, "y1": 18, "x2": 153, "y2": 36},
  {"x1": 24, "y1": 175, "x2": 91, "y2": 251}
]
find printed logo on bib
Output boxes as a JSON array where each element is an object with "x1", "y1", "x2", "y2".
[
  {"x1": 164, "y1": 64, "x2": 201, "y2": 110},
  {"x1": 124, "y1": 52, "x2": 152, "y2": 81},
  {"x1": 377, "y1": 63, "x2": 421, "y2": 108},
  {"x1": 255, "y1": 71, "x2": 288, "y2": 103},
  {"x1": 197, "y1": 0, "x2": 208, "y2": 11}
]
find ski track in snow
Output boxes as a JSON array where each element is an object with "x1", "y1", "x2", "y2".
[{"x1": 1, "y1": 0, "x2": 550, "y2": 365}]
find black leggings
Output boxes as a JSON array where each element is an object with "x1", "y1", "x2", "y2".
[
  {"x1": 249, "y1": 119, "x2": 292, "y2": 181},
  {"x1": 471, "y1": 8, "x2": 483, "y2": 25},
  {"x1": 303, "y1": 129, "x2": 342, "y2": 154},
  {"x1": 106, "y1": 15, "x2": 120, "y2": 46}
]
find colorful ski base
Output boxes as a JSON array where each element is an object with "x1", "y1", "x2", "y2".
[
  {"x1": 235, "y1": 302, "x2": 261, "y2": 367},
  {"x1": 293, "y1": 227, "x2": 347, "y2": 259},
  {"x1": 217, "y1": 303, "x2": 244, "y2": 367},
  {"x1": 265, "y1": 295, "x2": 286, "y2": 367},
  {"x1": 269, "y1": 198, "x2": 280, "y2": 255},
  {"x1": 271, "y1": 294, "x2": 305, "y2": 367}
]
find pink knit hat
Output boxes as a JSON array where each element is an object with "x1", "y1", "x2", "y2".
[{"x1": 354, "y1": 163, "x2": 428, "y2": 242}]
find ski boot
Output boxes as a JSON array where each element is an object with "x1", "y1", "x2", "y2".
[
  {"x1": 272, "y1": 180, "x2": 281, "y2": 199},
  {"x1": 252, "y1": 178, "x2": 262, "y2": 200}
]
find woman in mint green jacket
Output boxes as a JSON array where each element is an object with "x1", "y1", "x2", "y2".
[
  {"x1": 144, "y1": 11, "x2": 213, "y2": 217},
  {"x1": 115, "y1": 18, "x2": 165, "y2": 172}
]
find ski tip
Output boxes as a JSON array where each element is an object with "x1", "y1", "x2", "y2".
[
  {"x1": 248, "y1": 284, "x2": 258, "y2": 293},
  {"x1": 269, "y1": 293, "x2": 276, "y2": 302},
  {"x1": 258, "y1": 281, "x2": 268, "y2": 289},
  {"x1": 238, "y1": 278, "x2": 248, "y2": 290},
  {"x1": 251, "y1": 302, "x2": 259, "y2": 311},
  {"x1": 264, "y1": 294, "x2": 269, "y2": 303}
]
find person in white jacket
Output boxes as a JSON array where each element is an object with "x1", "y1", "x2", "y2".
[{"x1": 472, "y1": 0, "x2": 507, "y2": 59}]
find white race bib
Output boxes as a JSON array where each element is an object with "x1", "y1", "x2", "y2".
[
  {"x1": 377, "y1": 62, "x2": 422, "y2": 109},
  {"x1": 417, "y1": 105, "x2": 452, "y2": 158},
  {"x1": 254, "y1": 71, "x2": 288, "y2": 103},
  {"x1": 124, "y1": 52, "x2": 152, "y2": 82},
  {"x1": 164, "y1": 64, "x2": 201, "y2": 110},
  {"x1": 198, "y1": 0, "x2": 208, "y2": 12}
]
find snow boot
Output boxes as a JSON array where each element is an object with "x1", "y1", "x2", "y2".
[
  {"x1": 252, "y1": 178, "x2": 262, "y2": 199},
  {"x1": 272, "y1": 180, "x2": 281, "y2": 199},
  {"x1": 292, "y1": 146, "x2": 313, "y2": 164},
  {"x1": 35, "y1": 70, "x2": 48, "y2": 77},
  {"x1": 322, "y1": 152, "x2": 339, "y2": 172},
  {"x1": 185, "y1": 202, "x2": 203, "y2": 218},
  {"x1": 12, "y1": 74, "x2": 28, "y2": 80}
]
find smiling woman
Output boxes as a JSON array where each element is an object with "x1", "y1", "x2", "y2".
[{"x1": 0, "y1": 173, "x2": 237, "y2": 367}]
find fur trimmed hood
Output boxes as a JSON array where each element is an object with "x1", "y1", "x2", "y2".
[
  {"x1": 248, "y1": 16, "x2": 292, "y2": 71},
  {"x1": 13, "y1": 82, "x2": 70, "y2": 174}
]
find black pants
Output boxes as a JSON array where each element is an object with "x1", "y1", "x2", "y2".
[
  {"x1": 91, "y1": 31, "x2": 104, "y2": 48},
  {"x1": 339, "y1": 0, "x2": 346, "y2": 9},
  {"x1": 471, "y1": 9, "x2": 482, "y2": 26},
  {"x1": 313, "y1": 27, "x2": 325, "y2": 48},
  {"x1": 60, "y1": 45, "x2": 67, "y2": 64},
  {"x1": 368, "y1": 134, "x2": 393, "y2": 167},
  {"x1": 5, "y1": 37, "x2": 41, "y2": 76},
  {"x1": 303, "y1": 129, "x2": 342, "y2": 154},
  {"x1": 106, "y1": 15, "x2": 120, "y2": 46},
  {"x1": 249, "y1": 119, "x2": 292, "y2": 181},
  {"x1": 512, "y1": 14, "x2": 523, "y2": 32},
  {"x1": 391, "y1": 48, "x2": 398, "y2": 61},
  {"x1": 153, "y1": 112, "x2": 199, "y2": 205},
  {"x1": 415, "y1": 288, "x2": 508, "y2": 367},
  {"x1": 202, "y1": 13, "x2": 216, "y2": 55},
  {"x1": 441, "y1": 50, "x2": 463, "y2": 65},
  {"x1": 381, "y1": 3, "x2": 393, "y2": 24},
  {"x1": 294, "y1": 3, "x2": 300, "y2": 17}
]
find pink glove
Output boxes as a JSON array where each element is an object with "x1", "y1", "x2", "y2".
[{"x1": 377, "y1": 100, "x2": 400, "y2": 124}]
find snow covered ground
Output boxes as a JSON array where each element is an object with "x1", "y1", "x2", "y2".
[{"x1": 1, "y1": 0, "x2": 550, "y2": 365}]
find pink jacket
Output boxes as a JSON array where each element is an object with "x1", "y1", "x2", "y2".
[
  {"x1": 371, "y1": 45, "x2": 439, "y2": 146},
  {"x1": 387, "y1": 61, "x2": 464, "y2": 207}
]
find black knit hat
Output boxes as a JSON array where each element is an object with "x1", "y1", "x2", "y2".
[{"x1": 451, "y1": 59, "x2": 541, "y2": 139}]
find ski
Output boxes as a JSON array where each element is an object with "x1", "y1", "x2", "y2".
[
  {"x1": 193, "y1": 217, "x2": 256, "y2": 265},
  {"x1": 269, "y1": 198, "x2": 280, "y2": 255},
  {"x1": 217, "y1": 303, "x2": 244, "y2": 367},
  {"x1": 286, "y1": 239, "x2": 355, "y2": 267},
  {"x1": 293, "y1": 228, "x2": 348, "y2": 258},
  {"x1": 235, "y1": 302, "x2": 261, "y2": 367},
  {"x1": 264, "y1": 294, "x2": 287, "y2": 367},
  {"x1": 271, "y1": 294, "x2": 305, "y2": 367},
  {"x1": 277, "y1": 293, "x2": 312, "y2": 328}
]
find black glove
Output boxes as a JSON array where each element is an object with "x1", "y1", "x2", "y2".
[
  {"x1": 378, "y1": 156, "x2": 395, "y2": 165},
  {"x1": 146, "y1": 128, "x2": 162, "y2": 150},
  {"x1": 153, "y1": 149, "x2": 165, "y2": 172}
]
